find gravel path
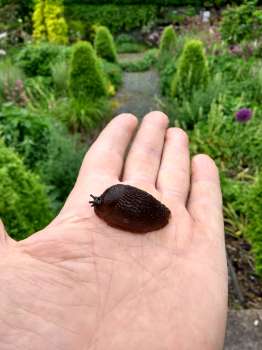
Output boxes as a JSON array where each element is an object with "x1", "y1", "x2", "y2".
[{"x1": 113, "y1": 53, "x2": 160, "y2": 118}]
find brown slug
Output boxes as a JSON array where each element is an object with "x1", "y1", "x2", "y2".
[{"x1": 89, "y1": 184, "x2": 171, "y2": 233}]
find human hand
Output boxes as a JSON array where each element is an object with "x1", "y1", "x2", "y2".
[{"x1": 0, "y1": 112, "x2": 227, "y2": 350}]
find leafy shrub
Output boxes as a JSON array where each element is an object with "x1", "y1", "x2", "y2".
[
  {"x1": 95, "y1": 26, "x2": 118, "y2": 63},
  {"x1": 171, "y1": 39, "x2": 209, "y2": 99},
  {"x1": 0, "y1": 59, "x2": 25, "y2": 103},
  {"x1": 120, "y1": 49, "x2": 158, "y2": 72},
  {"x1": 59, "y1": 97, "x2": 111, "y2": 132},
  {"x1": 64, "y1": 4, "x2": 157, "y2": 34},
  {"x1": 0, "y1": 141, "x2": 53, "y2": 240},
  {"x1": 243, "y1": 171, "x2": 262, "y2": 276},
  {"x1": 159, "y1": 59, "x2": 176, "y2": 96},
  {"x1": 0, "y1": 103, "x2": 51, "y2": 169},
  {"x1": 100, "y1": 59, "x2": 123, "y2": 89},
  {"x1": 51, "y1": 60, "x2": 69, "y2": 97},
  {"x1": 33, "y1": 0, "x2": 68, "y2": 44},
  {"x1": 37, "y1": 121, "x2": 86, "y2": 211},
  {"x1": 69, "y1": 41, "x2": 107, "y2": 101},
  {"x1": 158, "y1": 25, "x2": 176, "y2": 68},
  {"x1": 32, "y1": 0, "x2": 47, "y2": 42},
  {"x1": 16, "y1": 43, "x2": 70, "y2": 77},
  {"x1": 116, "y1": 33, "x2": 146, "y2": 53},
  {"x1": 220, "y1": 0, "x2": 262, "y2": 44}
]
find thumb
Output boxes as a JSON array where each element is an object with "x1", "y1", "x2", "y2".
[{"x1": 0, "y1": 219, "x2": 14, "y2": 248}]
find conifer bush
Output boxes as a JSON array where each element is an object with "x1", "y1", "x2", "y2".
[
  {"x1": 171, "y1": 39, "x2": 209, "y2": 99},
  {"x1": 33, "y1": 0, "x2": 68, "y2": 45},
  {"x1": 32, "y1": 0, "x2": 47, "y2": 42},
  {"x1": 0, "y1": 141, "x2": 53, "y2": 240},
  {"x1": 94, "y1": 26, "x2": 118, "y2": 63},
  {"x1": 158, "y1": 25, "x2": 176, "y2": 68},
  {"x1": 69, "y1": 41, "x2": 107, "y2": 101}
]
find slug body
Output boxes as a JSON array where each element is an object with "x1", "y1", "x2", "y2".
[{"x1": 89, "y1": 184, "x2": 171, "y2": 233}]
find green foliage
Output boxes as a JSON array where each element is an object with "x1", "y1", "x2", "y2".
[
  {"x1": 116, "y1": 34, "x2": 146, "y2": 53},
  {"x1": 159, "y1": 59, "x2": 176, "y2": 96},
  {"x1": 64, "y1": 4, "x2": 157, "y2": 34},
  {"x1": 158, "y1": 25, "x2": 176, "y2": 69},
  {"x1": 100, "y1": 59, "x2": 123, "y2": 89},
  {"x1": 120, "y1": 49, "x2": 158, "y2": 72},
  {"x1": 45, "y1": 0, "x2": 68, "y2": 45},
  {"x1": 0, "y1": 59, "x2": 25, "y2": 102},
  {"x1": 16, "y1": 43, "x2": 70, "y2": 77},
  {"x1": 220, "y1": 0, "x2": 262, "y2": 44},
  {"x1": 32, "y1": 0, "x2": 47, "y2": 42},
  {"x1": 95, "y1": 26, "x2": 118, "y2": 63},
  {"x1": 60, "y1": 97, "x2": 111, "y2": 132},
  {"x1": 33, "y1": 0, "x2": 68, "y2": 44},
  {"x1": 37, "y1": 121, "x2": 86, "y2": 210},
  {"x1": 0, "y1": 103, "x2": 51, "y2": 169},
  {"x1": 243, "y1": 171, "x2": 262, "y2": 275},
  {"x1": 189, "y1": 100, "x2": 262, "y2": 275},
  {"x1": 51, "y1": 60, "x2": 69, "y2": 97},
  {"x1": 0, "y1": 141, "x2": 53, "y2": 240},
  {"x1": 69, "y1": 41, "x2": 107, "y2": 101},
  {"x1": 171, "y1": 39, "x2": 209, "y2": 99}
]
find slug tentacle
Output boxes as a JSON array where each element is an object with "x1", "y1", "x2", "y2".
[
  {"x1": 89, "y1": 184, "x2": 171, "y2": 233},
  {"x1": 89, "y1": 194, "x2": 102, "y2": 207}
]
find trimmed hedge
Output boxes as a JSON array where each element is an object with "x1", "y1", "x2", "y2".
[
  {"x1": 64, "y1": 1, "x2": 254, "y2": 6},
  {"x1": 65, "y1": 4, "x2": 157, "y2": 33}
]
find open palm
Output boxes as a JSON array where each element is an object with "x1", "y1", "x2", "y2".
[{"x1": 0, "y1": 112, "x2": 227, "y2": 350}]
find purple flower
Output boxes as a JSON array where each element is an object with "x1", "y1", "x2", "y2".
[{"x1": 235, "y1": 108, "x2": 252, "y2": 123}]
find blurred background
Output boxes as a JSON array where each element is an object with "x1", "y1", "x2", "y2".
[{"x1": 0, "y1": 0, "x2": 261, "y2": 347}]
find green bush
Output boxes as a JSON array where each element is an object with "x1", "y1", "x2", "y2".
[
  {"x1": 69, "y1": 41, "x2": 107, "y2": 101},
  {"x1": 60, "y1": 97, "x2": 111, "y2": 132},
  {"x1": 100, "y1": 59, "x2": 123, "y2": 89},
  {"x1": 37, "y1": 121, "x2": 86, "y2": 211},
  {"x1": 64, "y1": 4, "x2": 157, "y2": 34},
  {"x1": 33, "y1": 0, "x2": 68, "y2": 44},
  {"x1": 220, "y1": 0, "x2": 262, "y2": 44},
  {"x1": 116, "y1": 34, "x2": 146, "y2": 53},
  {"x1": 0, "y1": 103, "x2": 51, "y2": 169},
  {"x1": 171, "y1": 39, "x2": 209, "y2": 99},
  {"x1": 159, "y1": 59, "x2": 176, "y2": 96},
  {"x1": 0, "y1": 59, "x2": 25, "y2": 103},
  {"x1": 16, "y1": 43, "x2": 70, "y2": 77},
  {"x1": 158, "y1": 25, "x2": 176, "y2": 69},
  {"x1": 120, "y1": 49, "x2": 158, "y2": 72},
  {"x1": 0, "y1": 141, "x2": 53, "y2": 240},
  {"x1": 95, "y1": 26, "x2": 118, "y2": 63},
  {"x1": 243, "y1": 171, "x2": 262, "y2": 276}
]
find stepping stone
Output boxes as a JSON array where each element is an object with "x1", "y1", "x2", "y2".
[{"x1": 224, "y1": 309, "x2": 262, "y2": 349}]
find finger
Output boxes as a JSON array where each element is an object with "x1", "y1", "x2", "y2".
[
  {"x1": 187, "y1": 154, "x2": 223, "y2": 234},
  {"x1": 62, "y1": 114, "x2": 138, "y2": 210},
  {"x1": 157, "y1": 128, "x2": 190, "y2": 207},
  {"x1": 123, "y1": 111, "x2": 169, "y2": 186}
]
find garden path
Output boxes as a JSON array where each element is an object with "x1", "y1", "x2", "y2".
[
  {"x1": 113, "y1": 53, "x2": 160, "y2": 118},
  {"x1": 113, "y1": 51, "x2": 262, "y2": 350}
]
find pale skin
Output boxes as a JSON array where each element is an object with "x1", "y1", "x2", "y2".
[{"x1": 0, "y1": 112, "x2": 228, "y2": 350}]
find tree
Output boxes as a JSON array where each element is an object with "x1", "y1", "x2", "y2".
[
  {"x1": 171, "y1": 39, "x2": 209, "y2": 98},
  {"x1": 32, "y1": 0, "x2": 68, "y2": 45},
  {"x1": 69, "y1": 41, "x2": 107, "y2": 101},
  {"x1": 158, "y1": 25, "x2": 176, "y2": 68},
  {"x1": 94, "y1": 26, "x2": 118, "y2": 63}
]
